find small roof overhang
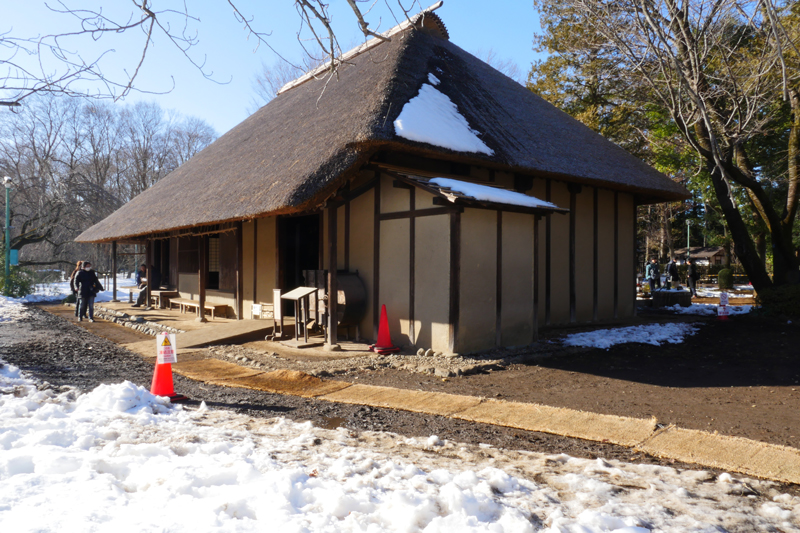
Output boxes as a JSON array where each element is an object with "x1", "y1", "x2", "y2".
[{"x1": 386, "y1": 171, "x2": 569, "y2": 216}]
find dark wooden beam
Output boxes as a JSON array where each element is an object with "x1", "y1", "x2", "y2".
[
  {"x1": 253, "y1": 220, "x2": 258, "y2": 305},
  {"x1": 568, "y1": 184, "x2": 578, "y2": 323},
  {"x1": 197, "y1": 236, "x2": 207, "y2": 322},
  {"x1": 326, "y1": 177, "x2": 378, "y2": 209},
  {"x1": 545, "y1": 180, "x2": 552, "y2": 326},
  {"x1": 145, "y1": 241, "x2": 152, "y2": 308},
  {"x1": 613, "y1": 191, "x2": 619, "y2": 319},
  {"x1": 344, "y1": 201, "x2": 350, "y2": 272},
  {"x1": 496, "y1": 210, "x2": 503, "y2": 346},
  {"x1": 318, "y1": 213, "x2": 324, "y2": 270},
  {"x1": 632, "y1": 199, "x2": 638, "y2": 317},
  {"x1": 409, "y1": 187, "x2": 416, "y2": 345},
  {"x1": 533, "y1": 216, "x2": 539, "y2": 342},
  {"x1": 236, "y1": 222, "x2": 243, "y2": 320},
  {"x1": 373, "y1": 177, "x2": 381, "y2": 340},
  {"x1": 327, "y1": 206, "x2": 339, "y2": 349},
  {"x1": 380, "y1": 206, "x2": 460, "y2": 221},
  {"x1": 275, "y1": 217, "x2": 282, "y2": 290},
  {"x1": 448, "y1": 211, "x2": 461, "y2": 353},
  {"x1": 111, "y1": 241, "x2": 118, "y2": 302},
  {"x1": 593, "y1": 187, "x2": 599, "y2": 321}
]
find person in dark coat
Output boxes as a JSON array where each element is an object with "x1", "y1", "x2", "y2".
[
  {"x1": 132, "y1": 264, "x2": 161, "y2": 308},
  {"x1": 686, "y1": 258, "x2": 699, "y2": 297},
  {"x1": 666, "y1": 257, "x2": 679, "y2": 289},
  {"x1": 645, "y1": 258, "x2": 660, "y2": 292},
  {"x1": 74, "y1": 261, "x2": 103, "y2": 321},
  {"x1": 69, "y1": 261, "x2": 83, "y2": 317}
]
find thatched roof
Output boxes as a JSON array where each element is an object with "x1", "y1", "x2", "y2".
[{"x1": 77, "y1": 11, "x2": 689, "y2": 243}]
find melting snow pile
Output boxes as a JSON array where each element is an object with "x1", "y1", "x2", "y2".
[
  {"x1": 563, "y1": 323, "x2": 701, "y2": 349},
  {"x1": 1, "y1": 357, "x2": 798, "y2": 531},
  {"x1": 696, "y1": 286, "x2": 754, "y2": 298},
  {"x1": 430, "y1": 177, "x2": 558, "y2": 209},
  {"x1": 394, "y1": 76, "x2": 494, "y2": 155},
  {"x1": 0, "y1": 295, "x2": 29, "y2": 322}
]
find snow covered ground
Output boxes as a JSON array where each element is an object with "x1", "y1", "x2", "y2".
[
  {"x1": 2, "y1": 298, "x2": 799, "y2": 532},
  {"x1": 16, "y1": 274, "x2": 137, "y2": 304},
  {"x1": 667, "y1": 303, "x2": 753, "y2": 316},
  {"x1": 562, "y1": 323, "x2": 702, "y2": 350},
  {"x1": 695, "y1": 286, "x2": 754, "y2": 298}
]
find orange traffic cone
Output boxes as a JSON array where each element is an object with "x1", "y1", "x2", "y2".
[
  {"x1": 370, "y1": 304, "x2": 400, "y2": 354},
  {"x1": 150, "y1": 362, "x2": 189, "y2": 402}
]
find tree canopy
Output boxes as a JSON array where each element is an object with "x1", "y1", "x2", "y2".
[{"x1": 529, "y1": 0, "x2": 800, "y2": 290}]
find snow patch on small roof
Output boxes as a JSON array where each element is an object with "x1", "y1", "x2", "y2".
[
  {"x1": 430, "y1": 177, "x2": 558, "y2": 209},
  {"x1": 394, "y1": 83, "x2": 494, "y2": 155}
]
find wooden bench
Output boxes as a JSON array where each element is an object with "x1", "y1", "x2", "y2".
[
  {"x1": 169, "y1": 297, "x2": 228, "y2": 320},
  {"x1": 123, "y1": 287, "x2": 142, "y2": 303},
  {"x1": 151, "y1": 289, "x2": 179, "y2": 309}
]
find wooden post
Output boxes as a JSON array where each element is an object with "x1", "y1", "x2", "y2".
[
  {"x1": 496, "y1": 210, "x2": 502, "y2": 346},
  {"x1": 236, "y1": 222, "x2": 243, "y2": 320},
  {"x1": 197, "y1": 236, "x2": 207, "y2": 322},
  {"x1": 568, "y1": 183, "x2": 581, "y2": 324},
  {"x1": 532, "y1": 215, "x2": 539, "y2": 342},
  {"x1": 111, "y1": 241, "x2": 118, "y2": 302},
  {"x1": 448, "y1": 211, "x2": 461, "y2": 354},
  {"x1": 408, "y1": 187, "x2": 415, "y2": 346},
  {"x1": 372, "y1": 177, "x2": 381, "y2": 341},
  {"x1": 613, "y1": 192, "x2": 619, "y2": 319},
  {"x1": 253, "y1": 220, "x2": 258, "y2": 305},
  {"x1": 326, "y1": 206, "x2": 340, "y2": 350},
  {"x1": 593, "y1": 188, "x2": 599, "y2": 321},
  {"x1": 632, "y1": 200, "x2": 638, "y2": 317},
  {"x1": 145, "y1": 241, "x2": 152, "y2": 308},
  {"x1": 545, "y1": 180, "x2": 552, "y2": 325}
]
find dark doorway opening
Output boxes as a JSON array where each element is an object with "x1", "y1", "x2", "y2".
[{"x1": 279, "y1": 214, "x2": 321, "y2": 313}]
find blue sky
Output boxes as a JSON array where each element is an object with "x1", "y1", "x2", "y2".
[{"x1": 5, "y1": 1, "x2": 544, "y2": 134}]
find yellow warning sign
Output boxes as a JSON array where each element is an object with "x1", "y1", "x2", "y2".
[{"x1": 156, "y1": 333, "x2": 177, "y2": 364}]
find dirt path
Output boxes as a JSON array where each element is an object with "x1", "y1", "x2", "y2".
[
  {"x1": 3, "y1": 303, "x2": 799, "y2": 490},
  {"x1": 329, "y1": 315, "x2": 800, "y2": 449}
]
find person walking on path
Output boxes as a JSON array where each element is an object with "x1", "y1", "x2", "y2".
[
  {"x1": 69, "y1": 261, "x2": 83, "y2": 317},
  {"x1": 645, "y1": 258, "x2": 661, "y2": 293},
  {"x1": 74, "y1": 261, "x2": 103, "y2": 322},
  {"x1": 686, "y1": 258, "x2": 700, "y2": 297},
  {"x1": 666, "y1": 257, "x2": 679, "y2": 290}
]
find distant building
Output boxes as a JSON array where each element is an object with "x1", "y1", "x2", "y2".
[
  {"x1": 76, "y1": 7, "x2": 688, "y2": 354},
  {"x1": 673, "y1": 247, "x2": 730, "y2": 266}
]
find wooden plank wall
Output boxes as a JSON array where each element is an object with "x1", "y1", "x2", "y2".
[{"x1": 236, "y1": 167, "x2": 637, "y2": 351}]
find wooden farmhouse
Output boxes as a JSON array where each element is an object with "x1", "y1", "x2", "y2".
[{"x1": 76, "y1": 7, "x2": 689, "y2": 355}]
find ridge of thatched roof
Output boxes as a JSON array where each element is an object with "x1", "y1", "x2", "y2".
[{"x1": 77, "y1": 13, "x2": 688, "y2": 244}]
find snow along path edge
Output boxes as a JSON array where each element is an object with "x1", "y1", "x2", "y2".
[{"x1": 172, "y1": 361, "x2": 800, "y2": 485}]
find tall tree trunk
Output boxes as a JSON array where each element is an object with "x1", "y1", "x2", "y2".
[
  {"x1": 709, "y1": 166, "x2": 772, "y2": 290},
  {"x1": 665, "y1": 206, "x2": 674, "y2": 259},
  {"x1": 781, "y1": 86, "x2": 800, "y2": 283},
  {"x1": 756, "y1": 233, "x2": 766, "y2": 267}
]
